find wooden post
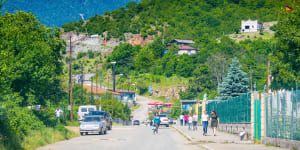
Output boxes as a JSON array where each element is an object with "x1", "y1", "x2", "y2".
[{"x1": 96, "y1": 64, "x2": 98, "y2": 109}]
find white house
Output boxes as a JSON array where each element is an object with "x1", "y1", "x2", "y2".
[
  {"x1": 241, "y1": 19, "x2": 263, "y2": 33},
  {"x1": 177, "y1": 45, "x2": 198, "y2": 55}
]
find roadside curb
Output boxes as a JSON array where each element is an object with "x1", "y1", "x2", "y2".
[
  {"x1": 171, "y1": 126, "x2": 193, "y2": 141},
  {"x1": 172, "y1": 126, "x2": 215, "y2": 150}
]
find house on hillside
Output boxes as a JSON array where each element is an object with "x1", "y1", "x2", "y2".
[
  {"x1": 107, "y1": 89, "x2": 136, "y2": 107},
  {"x1": 164, "y1": 39, "x2": 197, "y2": 55},
  {"x1": 241, "y1": 19, "x2": 263, "y2": 33},
  {"x1": 83, "y1": 85, "x2": 123, "y2": 101}
]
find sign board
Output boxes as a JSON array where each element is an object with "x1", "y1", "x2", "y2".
[
  {"x1": 149, "y1": 85, "x2": 152, "y2": 93},
  {"x1": 203, "y1": 93, "x2": 207, "y2": 101}
]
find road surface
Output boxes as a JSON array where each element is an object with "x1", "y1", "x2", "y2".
[
  {"x1": 132, "y1": 95, "x2": 153, "y2": 121},
  {"x1": 38, "y1": 96, "x2": 199, "y2": 150},
  {"x1": 38, "y1": 126, "x2": 199, "y2": 150}
]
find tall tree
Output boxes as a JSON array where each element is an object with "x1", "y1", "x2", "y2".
[
  {"x1": 271, "y1": 2, "x2": 300, "y2": 85},
  {"x1": 207, "y1": 52, "x2": 227, "y2": 90},
  {"x1": 0, "y1": 12, "x2": 65, "y2": 105},
  {"x1": 176, "y1": 54, "x2": 194, "y2": 77},
  {"x1": 134, "y1": 45, "x2": 154, "y2": 73},
  {"x1": 219, "y1": 58, "x2": 249, "y2": 100}
]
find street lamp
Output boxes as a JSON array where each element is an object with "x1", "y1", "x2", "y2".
[{"x1": 111, "y1": 62, "x2": 116, "y2": 92}]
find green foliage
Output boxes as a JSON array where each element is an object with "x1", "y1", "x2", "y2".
[
  {"x1": 162, "y1": 52, "x2": 177, "y2": 77},
  {"x1": 0, "y1": 12, "x2": 65, "y2": 106},
  {"x1": 170, "y1": 99, "x2": 181, "y2": 119},
  {"x1": 136, "y1": 79, "x2": 148, "y2": 95},
  {"x1": 219, "y1": 58, "x2": 249, "y2": 100},
  {"x1": 271, "y1": 2, "x2": 300, "y2": 84},
  {"x1": 176, "y1": 54, "x2": 194, "y2": 77},
  {"x1": 106, "y1": 43, "x2": 140, "y2": 74},
  {"x1": 63, "y1": 0, "x2": 280, "y2": 40},
  {"x1": 77, "y1": 52, "x2": 87, "y2": 59},
  {"x1": 87, "y1": 50, "x2": 95, "y2": 59},
  {"x1": 134, "y1": 45, "x2": 155, "y2": 73}
]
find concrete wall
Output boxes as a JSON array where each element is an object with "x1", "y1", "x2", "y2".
[
  {"x1": 263, "y1": 137, "x2": 300, "y2": 149},
  {"x1": 178, "y1": 50, "x2": 197, "y2": 55},
  {"x1": 218, "y1": 123, "x2": 252, "y2": 140}
]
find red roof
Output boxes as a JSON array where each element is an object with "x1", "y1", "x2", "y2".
[
  {"x1": 178, "y1": 45, "x2": 197, "y2": 50},
  {"x1": 107, "y1": 89, "x2": 136, "y2": 93},
  {"x1": 165, "y1": 45, "x2": 197, "y2": 50}
]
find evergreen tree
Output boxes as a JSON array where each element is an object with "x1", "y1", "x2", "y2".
[{"x1": 219, "y1": 58, "x2": 249, "y2": 100}]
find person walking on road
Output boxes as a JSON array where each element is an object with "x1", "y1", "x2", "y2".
[
  {"x1": 188, "y1": 114, "x2": 193, "y2": 130},
  {"x1": 184, "y1": 114, "x2": 188, "y2": 126},
  {"x1": 210, "y1": 110, "x2": 219, "y2": 136},
  {"x1": 180, "y1": 114, "x2": 184, "y2": 126},
  {"x1": 153, "y1": 113, "x2": 160, "y2": 134},
  {"x1": 201, "y1": 111, "x2": 209, "y2": 136},
  {"x1": 192, "y1": 113, "x2": 198, "y2": 131}
]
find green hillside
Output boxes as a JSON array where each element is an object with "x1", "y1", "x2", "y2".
[{"x1": 63, "y1": 0, "x2": 299, "y2": 99}]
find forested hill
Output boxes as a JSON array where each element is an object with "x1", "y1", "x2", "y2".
[
  {"x1": 1, "y1": 0, "x2": 140, "y2": 27},
  {"x1": 62, "y1": 0, "x2": 282, "y2": 41}
]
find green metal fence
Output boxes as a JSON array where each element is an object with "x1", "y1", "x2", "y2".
[
  {"x1": 206, "y1": 93, "x2": 251, "y2": 123},
  {"x1": 265, "y1": 90, "x2": 300, "y2": 141}
]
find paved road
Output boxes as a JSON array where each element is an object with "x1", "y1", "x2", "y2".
[
  {"x1": 38, "y1": 96, "x2": 200, "y2": 150},
  {"x1": 38, "y1": 126, "x2": 199, "y2": 150},
  {"x1": 132, "y1": 95, "x2": 153, "y2": 121}
]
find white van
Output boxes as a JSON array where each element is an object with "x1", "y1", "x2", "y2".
[{"x1": 77, "y1": 105, "x2": 97, "y2": 121}]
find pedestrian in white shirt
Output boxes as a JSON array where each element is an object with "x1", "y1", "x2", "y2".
[
  {"x1": 192, "y1": 113, "x2": 198, "y2": 131},
  {"x1": 188, "y1": 114, "x2": 193, "y2": 130},
  {"x1": 179, "y1": 114, "x2": 184, "y2": 126},
  {"x1": 55, "y1": 107, "x2": 63, "y2": 122},
  {"x1": 201, "y1": 111, "x2": 209, "y2": 136}
]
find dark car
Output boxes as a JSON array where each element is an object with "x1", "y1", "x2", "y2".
[
  {"x1": 88, "y1": 111, "x2": 113, "y2": 130},
  {"x1": 133, "y1": 120, "x2": 140, "y2": 125}
]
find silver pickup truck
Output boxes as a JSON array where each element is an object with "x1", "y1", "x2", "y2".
[{"x1": 79, "y1": 115, "x2": 107, "y2": 136}]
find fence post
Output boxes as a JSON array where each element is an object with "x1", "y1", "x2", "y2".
[
  {"x1": 251, "y1": 92, "x2": 255, "y2": 140},
  {"x1": 261, "y1": 93, "x2": 266, "y2": 141}
]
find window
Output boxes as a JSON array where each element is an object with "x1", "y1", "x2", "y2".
[
  {"x1": 245, "y1": 25, "x2": 250, "y2": 29},
  {"x1": 81, "y1": 108, "x2": 87, "y2": 112},
  {"x1": 88, "y1": 108, "x2": 95, "y2": 112}
]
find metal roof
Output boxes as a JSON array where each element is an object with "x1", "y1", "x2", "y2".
[{"x1": 173, "y1": 39, "x2": 195, "y2": 44}]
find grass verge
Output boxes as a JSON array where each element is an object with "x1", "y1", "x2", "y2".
[
  {"x1": 0, "y1": 125, "x2": 79, "y2": 150},
  {"x1": 131, "y1": 103, "x2": 140, "y2": 112}
]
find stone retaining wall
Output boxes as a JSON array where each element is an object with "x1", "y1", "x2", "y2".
[
  {"x1": 263, "y1": 137, "x2": 300, "y2": 149},
  {"x1": 218, "y1": 123, "x2": 251, "y2": 140}
]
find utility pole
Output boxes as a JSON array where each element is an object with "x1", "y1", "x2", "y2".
[
  {"x1": 107, "y1": 75, "x2": 109, "y2": 112},
  {"x1": 69, "y1": 35, "x2": 73, "y2": 123},
  {"x1": 250, "y1": 66, "x2": 252, "y2": 91},
  {"x1": 112, "y1": 62, "x2": 116, "y2": 92},
  {"x1": 267, "y1": 58, "x2": 270, "y2": 93},
  {"x1": 91, "y1": 77, "x2": 93, "y2": 104},
  {"x1": 81, "y1": 64, "x2": 83, "y2": 105},
  {"x1": 96, "y1": 64, "x2": 98, "y2": 109},
  {"x1": 100, "y1": 71, "x2": 102, "y2": 88}
]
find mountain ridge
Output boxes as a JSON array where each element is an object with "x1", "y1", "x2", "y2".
[{"x1": 1, "y1": 0, "x2": 140, "y2": 26}]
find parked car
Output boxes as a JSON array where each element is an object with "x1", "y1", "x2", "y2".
[
  {"x1": 158, "y1": 114, "x2": 169, "y2": 127},
  {"x1": 77, "y1": 105, "x2": 96, "y2": 121},
  {"x1": 133, "y1": 120, "x2": 140, "y2": 125},
  {"x1": 79, "y1": 116, "x2": 107, "y2": 136},
  {"x1": 88, "y1": 111, "x2": 113, "y2": 130}
]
